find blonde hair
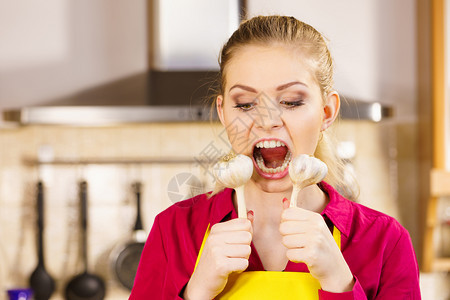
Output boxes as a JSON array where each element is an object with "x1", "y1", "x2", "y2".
[{"x1": 213, "y1": 15, "x2": 359, "y2": 201}]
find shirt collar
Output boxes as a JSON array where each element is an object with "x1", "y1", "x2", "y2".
[
  {"x1": 209, "y1": 183, "x2": 353, "y2": 238},
  {"x1": 319, "y1": 181, "x2": 353, "y2": 237},
  {"x1": 210, "y1": 188, "x2": 236, "y2": 225}
]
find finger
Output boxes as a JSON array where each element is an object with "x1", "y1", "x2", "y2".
[
  {"x1": 281, "y1": 207, "x2": 313, "y2": 222},
  {"x1": 215, "y1": 257, "x2": 249, "y2": 277},
  {"x1": 247, "y1": 210, "x2": 254, "y2": 235},
  {"x1": 279, "y1": 220, "x2": 308, "y2": 235},
  {"x1": 227, "y1": 257, "x2": 249, "y2": 273},
  {"x1": 282, "y1": 197, "x2": 289, "y2": 209},
  {"x1": 211, "y1": 218, "x2": 252, "y2": 233},
  {"x1": 225, "y1": 230, "x2": 252, "y2": 245},
  {"x1": 210, "y1": 230, "x2": 252, "y2": 245},
  {"x1": 247, "y1": 210, "x2": 254, "y2": 223},
  {"x1": 281, "y1": 233, "x2": 307, "y2": 249},
  {"x1": 286, "y1": 248, "x2": 310, "y2": 264},
  {"x1": 224, "y1": 244, "x2": 252, "y2": 259}
]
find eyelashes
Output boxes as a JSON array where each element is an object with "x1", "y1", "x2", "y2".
[
  {"x1": 233, "y1": 102, "x2": 255, "y2": 111},
  {"x1": 279, "y1": 100, "x2": 305, "y2": 109},
  {"x1": 232, "y1": 99, "x2": 305, "y2": 112}
]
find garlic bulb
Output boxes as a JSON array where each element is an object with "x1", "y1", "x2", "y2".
[
  {"x1": 213, "y1": 153, "x2": 253, "y2": 218},
  {"x1": 288, "y1": 154, "x2": 328, "y2": 207},
  {"x1": 213, "y1": 154, "x2": 253, "y2": 188}
]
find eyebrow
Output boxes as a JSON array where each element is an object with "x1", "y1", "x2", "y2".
[
  {"x1": 228, "y1": 81, "x2": 308, "y2": 93},
  {"x1": 228, "y1": 84, "x2": 258, "y2": 93},
  {"x1": 276, "y1": 81, "x2": 308, "y2": 91}
]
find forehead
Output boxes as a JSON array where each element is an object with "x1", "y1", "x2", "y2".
[{"x1": 223, "y1": 44, "x2": 317, "y2": 92}]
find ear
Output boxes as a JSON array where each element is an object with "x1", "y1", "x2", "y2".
[
  {"x1": 321, "y1": 91, "x2": 340, "y2": 131},
  {"x1": 216, "y1": 95, "x2": 226, "y2": 127}
]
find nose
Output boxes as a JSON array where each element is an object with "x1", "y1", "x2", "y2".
[{"x1": 253, "y1": 95, "x2": 283, "y2": 131}]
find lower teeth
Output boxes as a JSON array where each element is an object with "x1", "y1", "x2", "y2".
[{"x1": 256, "y1": 151, "x2": 291, "y2": 174}]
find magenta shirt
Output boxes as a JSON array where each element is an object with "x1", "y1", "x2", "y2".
[{"x1": 130, "y1": 182, "x2": 420, "y2": 299}]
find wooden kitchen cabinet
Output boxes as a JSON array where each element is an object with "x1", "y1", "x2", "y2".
[
  {"x1": 420, "y1": 0, "x2": 450, "y2": 272},
  {"x1": 424, "y1": 169, "x2": 450, "y2": 271}
]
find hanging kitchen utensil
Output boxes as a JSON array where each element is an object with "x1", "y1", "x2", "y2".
[
  {"x1": 65, "y1": 181, "x2": 106, "y2": 300},
  {"x1": 110, "y1": 181, "x2": 146, "y2": 290},
  {"x1": 29, "y1": 181, "x2": 55, "y2": 300}
]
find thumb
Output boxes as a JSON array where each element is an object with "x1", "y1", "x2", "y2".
[
  {"x1": 247, "y1": 210, "x2": 254, "y2": 223},
  {"x1": 247, "y1": 210, "x2": 254, "y2": 236},
  {"x1": 282, "y1": 197, "x2": 289, "y2": 209}
]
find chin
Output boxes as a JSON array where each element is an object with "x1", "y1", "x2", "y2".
[{"x1": 253, "y1": 175, "x2": 292, "y2": 194}]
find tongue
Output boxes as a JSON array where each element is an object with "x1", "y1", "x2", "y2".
[{"x1": 260, "y1": 146, "x2": 288, "y2": 168}]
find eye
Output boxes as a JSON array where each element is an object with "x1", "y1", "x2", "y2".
[
  {"x1": 280, "y1": 99, "x2": 305, "y2": 109},
  {"x1": 233, "y1": 102, "x2": 255, "y2": 111}
]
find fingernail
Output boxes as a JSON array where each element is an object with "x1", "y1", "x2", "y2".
[
  {"x1": 247, "y1": 210, "x2": 254, "y2": 223},
  {"x1": 282, "y1": 198, "x2": 289, "y2": 204}
]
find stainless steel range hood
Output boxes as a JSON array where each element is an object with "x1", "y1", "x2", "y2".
[
  {"x1": 2, "y1": 95, "x2": 392, "y2": 126},
  {"x1": 1, "y1": 69, "x2": 392, "y2": 125},
  {"x1": 2, "y1": 68, "x2": 393, "y2": 125},
  {"x1": 1, "y1": 0, "x2": 392, "y2": 126}
]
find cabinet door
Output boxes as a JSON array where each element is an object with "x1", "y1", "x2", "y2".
[
  {"x1": 151, "y1": 0, "x2": 240, "y2": 70},
  {"x1": 446, "y1": 0, "x2": 450, "y2": 170}
]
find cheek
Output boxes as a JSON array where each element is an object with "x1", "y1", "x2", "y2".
[
  {"x1": 293, "y1": 129, "x2": 321, "y2": 155},
  {"x1": 222, "y1": 102, "x2": 256, "y2": 129},
  {"x1": 222, "y1": 108, "x2": 255, "y2": 154},
  {"x1": 287, "y1": 109, "x2": 323, "y2": 153}
]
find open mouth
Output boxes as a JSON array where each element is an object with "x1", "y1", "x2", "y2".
[{"x1": 252, "y1": 139, "x2": 292, "y2": 179}]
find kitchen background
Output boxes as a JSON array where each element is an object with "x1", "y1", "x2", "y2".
[{"x1": 0, "y1": 0, "x2": 449, "y2": 299}]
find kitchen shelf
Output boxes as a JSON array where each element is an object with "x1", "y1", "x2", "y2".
[
  {"x1": 431, "y1": 169, "x2": 450, "y2": 197},
  {"x1": 432, "y1": 257, "x2": 450, "y2": 272},
  {"x1": 424, "y1": 169, "x2": 450, "y2": 271},
  {"x1": 24, "y1": 157, "x2": 208, "y2": 166}
]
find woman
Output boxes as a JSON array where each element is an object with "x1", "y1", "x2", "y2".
[{"x1": 130, "y1": 16, "x2": 420, "y2": 299}]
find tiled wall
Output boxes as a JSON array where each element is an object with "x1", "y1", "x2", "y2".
[
  {"x1": 0, "y1": 122, "x2": 226, "y2": 299},
  {"x1": 0, "y1": 120, "x2": 445, "y2": 299}
]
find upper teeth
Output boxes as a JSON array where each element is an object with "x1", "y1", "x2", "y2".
[{"x1": 256, "y1": 140, "x2": 285, "y2": 149}]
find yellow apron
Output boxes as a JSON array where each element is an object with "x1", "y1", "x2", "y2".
[{"x1": 194, "y1": 224, "x2": 341, "y2": 300}]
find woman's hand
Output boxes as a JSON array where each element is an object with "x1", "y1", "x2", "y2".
[
  {"x1": 184, "y1": 212, "x2": 254, "y2": 300},
  {"x1": 280, "y1": 198, "x2": 354, "y2": 293}
]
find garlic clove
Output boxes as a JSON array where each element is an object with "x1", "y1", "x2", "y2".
[{"x1": 288, "y1": 154, "x2": 328, "y2": 189}]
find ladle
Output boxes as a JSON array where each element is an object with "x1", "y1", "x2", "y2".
[
  {"x1": 65, "y1": 181, "x2": 105, "y2": 300},
  {"x1": 29, "y1": 181, "x2": 55, "y2": 300}
]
